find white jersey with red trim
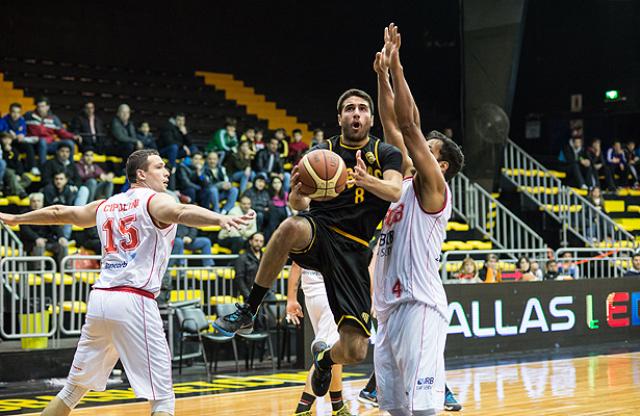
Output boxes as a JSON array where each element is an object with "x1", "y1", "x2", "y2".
[
  {"x1": 374, "y1": 178, "x2": 451, "y2": 322},
  {"x1": 94, "y1": 187, "x2": 176, "y2": 296}
]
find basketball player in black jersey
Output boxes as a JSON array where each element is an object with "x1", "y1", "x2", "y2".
[{"x1": 214, "y1": 89, "x2": 403, "y2": 397}]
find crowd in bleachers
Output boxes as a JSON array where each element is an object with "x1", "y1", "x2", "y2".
[{"x1": 0, "y1": 97, "x2": 324, "y2": 260}]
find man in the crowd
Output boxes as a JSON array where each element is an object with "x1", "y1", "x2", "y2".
[
  {"x1": 71, "y1": 102, "x2": 107, "y2": 153},
  {"x1": 563, "y1": 136, "x2": 596, "y2": 189},
  {"x1": 288, "y1": 128, "x2": 309, "y2": 165},
  {"x1": 111, "y1": 104, "x2": 142, "y2": 157},
  {"x1": 203, "y1": 152, "x2": 239, "y2": 214},
  {"x1": 218, "y1": 195, "x2": 257, "y2": 252},
  {"x1": 1, "y1": 132, "x2": 31, "y2": 199},
  {"x1": 623, "y1": 254, "x2": 640, "y2": 277},
  {"x1": 75, "y1": 149, "x2": 115, "y2": 202},
  {"x1": 233, "y1": 232, "x2": 265, "y2": 300},
  {"x1": 254, "y1": 137, "x2": 291, "y2": 192},
  {"x1": 158, "y1": 113, "x2": 197, "y2": 167},
  {"x1": 25, "y1": 96, "x2": 82, "y2": 167},
  {"x1": 0, "y1": 103, "x2": 40, "y2": 175},
  {"x1": 170, "y1": 224, "x2": 215, "y2": 268},
  {"x1": 19, "y1": 192, "x2": 68, "y2": 266}
]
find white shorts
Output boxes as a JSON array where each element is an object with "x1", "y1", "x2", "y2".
[
  {"x1": 374, "y1": 302, "x2": 447, "y2": 412},
  {"x1": 305, "y1": 293, "x2": 340, "y2": 346},
  {"x1": 67, "y1": 290, "x2": 174, "y2": 400}
]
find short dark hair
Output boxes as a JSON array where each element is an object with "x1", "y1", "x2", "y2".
[
  {"x1": 427, "y1": 131, "x2": 464, "y2": 182},
  {"x1": 313, "y1": 128, "x2": 323, "y2": 135},
  {"x1": 36, "y1": 96, "x2": 49, "y2": 105},
  {"x1": 56, "y1": 142, "x2": 72, "y2": 151},
  {"x1": 126, "y1": 149, "x2": 160, "y2": 183},
  {"x1": 225, "y1": 117, "x2": 237, "y2": 127},
  {"x1": 175, "y1": 112, "x2": 186, "y2": 119},
  {"x1": 249, "y1": 232, "x2": 264, "y2": 241},
  {"x1": 292, "y1": 129, "x2": 302, "y2": 135},
  {"x1": 9, "y1": 103, "x2": 21, "y2": 111},
  {"x1": 268, "y1": 137, "x2": 279, "y2": 144},
  {"x1": 337, "y1": 89, "x2": 374, "y2": 115},
  {"x1": 53, "y1": 170, "x2": 67, "y2": 178}
]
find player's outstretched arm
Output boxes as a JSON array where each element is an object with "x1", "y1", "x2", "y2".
[
  {"x1": 0, "y1": 200, "x2": 103, "y2": 228},
  {"x1": 388, "y1": 24, "x2": 447, "y2": 211},
  {"x1": 375, "y1": 25, "x2": 413, "y2": 176},
  {"x1": 148, "y1": 192, "x2": 254, "y2": 231},
  {"x1": 348, "y1": 150, "x2": 402, "y2": 202}
]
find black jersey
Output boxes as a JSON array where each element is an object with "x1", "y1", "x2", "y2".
[{"x1": 309, "y1": 135, "x2": 402, "y2": 243}]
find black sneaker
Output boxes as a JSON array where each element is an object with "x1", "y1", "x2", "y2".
[
  {"x1": 310, "y1": 340, "x2": 332, "y2": 397},
  {"x1": 212, "y1": 303, "x2": 254, "y2": 337},
  {"x1": 444, "y1": 388, "x2": 462, "y2": 411},
  {"x1": 357, "y1": 389, "x2": 378, "y2": 407}
]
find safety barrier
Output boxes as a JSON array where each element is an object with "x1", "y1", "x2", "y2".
[
  {"x1": 450, "y1": 172, "x2": 547, "y2": 258},
  {"x1": 502, "y1": 139, "x2": 636, "y2": 247},
  {"x1": 441, "y1": 247, "x2": 636, "y2": 282},
  {"x1": 0, "y1": 222, "x2": 23, "y2": 258},
  {"x1": 0, "y1": 256, "x2": 57, "y2": 340}
]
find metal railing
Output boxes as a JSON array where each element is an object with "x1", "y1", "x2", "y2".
[
  {"x1": 502, "y1": 139, "x2": 636, "y2": 247},
  {"x1": 441, "y1": 247, "x2": 635, "y2": 282},
  {"x1": 0, "y1": 222, "x2": 23, "y2": 258},
  {"x1": 0, "y1": 256, "x2": 57, "y2": 339},
  {"x1": 450, "y1": 172, "x2": 547, "y2": 259}
]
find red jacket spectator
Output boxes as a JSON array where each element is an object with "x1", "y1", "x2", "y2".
[{"x1": 25, "y1": 110, "x2": 77, "y2": 145}]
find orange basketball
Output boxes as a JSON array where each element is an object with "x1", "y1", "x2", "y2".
[{"x1": 296, "y1": 149, "x2": 348, "y2": 201}]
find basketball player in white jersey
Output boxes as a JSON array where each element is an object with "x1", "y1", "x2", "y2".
[
  {"x1": 371, "y1": 24, "x2": 464, "y2": 416},
  {"x1": 286, "y1": 263, "x2": 352, "y2": 416},
  {"x1": 0, "y1": 149, "x2": 254, "y2": 416}
]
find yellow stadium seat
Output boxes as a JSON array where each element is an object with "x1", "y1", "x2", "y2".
[
  {"x1": 212, "y1": 244, "x2": 232, "y2": 255},
  {"x1": 209, "y1": 295, "x2": 240, "y2": 305},
  {"x1": 113, "y1": 176, "x2": 126, "y2": 185},
  {"x1": 199, "y1": 225, "x2": 222, "y2": 232},
  {"x1": 604, "y1": 200, "x2": 625, "y2": 213},
  {"x1": 614, "y1": 218, "x2": 640, "y2": 231},
  {"x1": 187, "y1": 269, "x2": 216, "y2": 280},
  {"x1": 170, "y1": 290, "x2": 203, "y2": 304},
  {"x1": 43, "y1": 273, "x2": 75, "y2": 285},
  {"x1": 216, "y1": 268, "x2": 235, "y2": 279},
  {"x1": 627, "y1": 205, "x2": 640, "y2": 213},
  {"x1": 0, "y1": 198, "x2": 8, "y2": 206}
]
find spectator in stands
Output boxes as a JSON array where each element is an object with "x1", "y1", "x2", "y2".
[
  {"x1": 624, "y1": 140, "x2": 640, "y2": 176},
  {"x1": 478, "y1": 253, "x2": 501, "y2": 282},
  {"x1": 111, "y1": 104, "x2": 142, "y2": 157},
  {"x1": 225, "y1": 140, "x2": 255, "y2": 194},
  {"x1": 529, "y1": 260, "x2": 544, "y2": 280},
  {"x1": 311, "y1": 128, "x2": 325, "y2": 147},
  {"x1": 76, "y1": 149, "x2": 115, "y2": 201},
  {"x1": 203, "y1": 152, "x2": 239, "y2": 214},
  {"x1": 254, "y1": 128, "x2": 265, "y2": 152},
  {"x1": 208, "y1": 117, "x2": 238, "y2": 162},
  {"x1": 20, "y1": 192, "x2": 68, "y2": 266},
  {"x1": 234, "y1": 232, "x2": 265, "y2": 300},
  {"x1": 71, "y1": 102, "x2": 107, "y2": 153},
  {"x1": 0, "y1": 103, "x2": 40, "y2": 175},
  {"x1": 158, "y1": 113, "x2": 197, "y2": 167},
  {"x1": 1, "y1": 132, "x2": 31, "y2": 199},
  {"x1": 502, "y1": 256, "x2": 536, "y2": 281},
  {"x1": 244, "y1": 176, "x2": 270, "y2": 230},
  {"x1": 76, "y1": 226, "x2": 101, "y2": 254},
  {"x1": 558, "y1": 252, "x2": 580, "y2": 279},
  {"x1": 137, "y1": 121, "x2": 157, "y2": 149},
  {"x1": 41, "y1": 143, "x2": 83, "y2": 187},
  {"x1": 454, "y1": 257, "x2": 481, "y2": 283},
  {"x1": 25, "y1": 96, "x2": 82, "y2": 168},
  {"x1": 265, "y1": 176, "x2": 290, "y2": 240},
  {"x1": 218, "y1": 195, "x2": 257, "y2": 253},
  {"x1": 174, "y1": 154, "x2": 202, "y2": 205},
  {"x1": 623, "y1": 253, "x2": 640, "y2": 277},
  {"x1": 241, "y1": 127, "x2": 256, "y2": 144},
  {"x1": 586, "y1": 186, "x2": 605, "y2": 240},
  {"x1": 42, "y1": 170, "x2": 89, "y2": 238},
  {"x1": 588, "y1": 186, "x2": 603, "y2": 210},
  {"x1": 607, "y1": 140, "x2": 638, "y2": 187},
  {"x1": 563, "y1": 136, "x2": 596, "y2": 189},
  {"x1": 274, "y1": 128, "x2": 289, "y2": 159},
  {"x1": 288, "y1": 128, "x2": 309, "y2": 165},
  {"x1": 587, "y1": 138, "x2": 616, "y2": 192},
  {"x1": 171, "y1": 224, "x2": 215, "y2": 268},
  {"x1": 544, "y1": 260, "x2": 560, "y2": 280},
  {"x1": 255, "y1": 137, "x2": 291, "y2": 192}
]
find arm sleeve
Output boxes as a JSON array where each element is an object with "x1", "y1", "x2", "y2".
[{"x1": 378, "y1": 143, "x2": 403, "y2": 173}]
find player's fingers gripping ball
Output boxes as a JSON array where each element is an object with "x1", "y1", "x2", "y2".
[{"x1": 297, "y1": 149, "x2": 348, "y2": 201}]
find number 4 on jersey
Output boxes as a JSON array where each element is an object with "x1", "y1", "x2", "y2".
[
  {"x1": 392, "y1": 279, "x2": 402, "y2": 298},
  {"x1": 102, "y1": 215, "x2": 140, "y2": 254}
]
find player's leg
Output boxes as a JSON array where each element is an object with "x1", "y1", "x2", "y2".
[
  {"x1": 213, "y1": 216, "x2": 313, "y2": 336},
  {"x1": 43, "y1": 291, "x2": 120, "y2": 415},
  {"x1": 374, "y1": 318, "x2": 407, "y2": 414},
  {"x1": 111, "y1": 293, "x2": 175, "y2": 415}
]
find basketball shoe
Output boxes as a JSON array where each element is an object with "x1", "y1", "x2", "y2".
[
  {"x1": 444, "y1": 386, "x2": 462, "y2": 411},
  {"x1": 357, "y1": 388, "x2": 378, "y2": 407},
  {"x1": 332, "y1": 404, "x2": 355, "y2": 415},
  {"x1": 211, "y1": 303, "x2": 254, "y2": 336},
  {"x1": 310, "y1": 340, "x2": 332, "y2": 396}
]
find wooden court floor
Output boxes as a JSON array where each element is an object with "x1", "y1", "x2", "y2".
[{"x1": 20, "y1": 352, "x2": 640, "y2": 415}]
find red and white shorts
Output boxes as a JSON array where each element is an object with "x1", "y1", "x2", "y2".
[{"x1": 67, "y1": 289, "x2": 173, "y2": 400}]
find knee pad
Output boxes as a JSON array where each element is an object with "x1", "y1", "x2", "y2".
[
  {"x1": 57, "y1": 383, "x2": 88, "y2": 410},
  {"x1": 151, "y1": 395, "x2": 175, "y2": 415}
]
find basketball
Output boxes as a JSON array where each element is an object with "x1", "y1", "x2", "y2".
[{"x1": 296, "y1": 149, "x2": 348, "y2": 201}]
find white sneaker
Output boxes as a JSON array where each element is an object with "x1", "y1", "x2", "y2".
[{"x1": 31, "y1": 167, "x2": 41, "y2": 176}]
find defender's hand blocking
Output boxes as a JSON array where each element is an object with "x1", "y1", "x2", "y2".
[
  {"x1": 0, "y1": 213, "x2": 18, "y2": 227},
  {"x1": 218, "y1": 210, "x2": 256, "y2": 232}
]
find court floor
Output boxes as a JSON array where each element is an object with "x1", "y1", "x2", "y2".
[{"x1": 11, "y1": 351, "x2": 640, "y2": 415}]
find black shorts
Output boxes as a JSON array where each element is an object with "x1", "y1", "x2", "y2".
[{"x1": 290, "y1": 213, "x2": 373, "y2": 336}]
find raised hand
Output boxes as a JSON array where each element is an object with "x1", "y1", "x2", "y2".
[
  {"x1": 385, "y1": 23, "x2": 402, "y2": 70},
  {"x1": 347, "y1": 150, "x2": 370, "y2": 188}
]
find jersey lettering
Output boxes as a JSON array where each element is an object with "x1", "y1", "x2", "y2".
[{"x1": 354, "y1": 187, "x2": 365, "y2": 204}]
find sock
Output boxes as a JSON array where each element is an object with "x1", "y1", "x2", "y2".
[
  {"x1": 295, "y1": 392, "x2": 316, "y2": 413},
  {"x1": 246, "y1": 283, "x2": 269, "y2": 314},
  {"x1": 317, "y1": 348, "x2": 335, "y2": 370},
  {"x1": 330, "y1": 391, "x2": 344, "y2": 412},
  {"x1": 364, "y1": 372, "x2": 377, "y2": 392}
]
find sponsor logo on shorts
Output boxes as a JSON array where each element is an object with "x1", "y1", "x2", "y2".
[
  {"x1": 103, "y1": 261, "x2": 128, "y2": 270},
  {"x1": 416, "y1": 377, "x2": 434, "y2": 390},
  {"x1": 361, "y1": 312, "x2": 370, "y2": 323}
]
